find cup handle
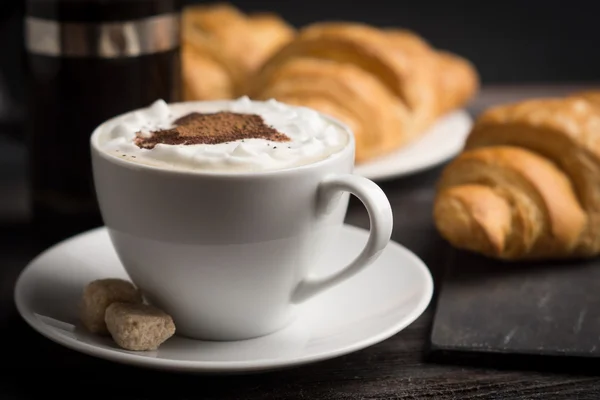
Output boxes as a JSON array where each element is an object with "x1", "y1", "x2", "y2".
[{"x1": 291, "y1": 174, "x2": 393, "y2": 304}]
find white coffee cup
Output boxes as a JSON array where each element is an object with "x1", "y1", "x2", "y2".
[{"x1": 90, "y1": 100, "x2": 393, "y2": 341}]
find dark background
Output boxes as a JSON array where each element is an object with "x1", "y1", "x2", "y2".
[{"x1": 1, "y1": 0, "x2": 600, "y2": 121}]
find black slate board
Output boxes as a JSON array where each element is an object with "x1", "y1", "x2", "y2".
[{"x1": 429, "y1": 247, "x2": 600, "y2": 360}]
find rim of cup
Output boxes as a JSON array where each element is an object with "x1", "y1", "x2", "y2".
[{"x1": 90, "y1": 99, "x2": 356, "y2": 179}]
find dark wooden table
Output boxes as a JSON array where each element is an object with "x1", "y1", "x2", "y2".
[{"x1": 2, "y1": 86, "x2": 600, "y2": 399}]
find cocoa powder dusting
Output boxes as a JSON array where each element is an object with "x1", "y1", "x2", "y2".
[{"x1": 134, "y1": 112, "x2": 290, "y2": 149}]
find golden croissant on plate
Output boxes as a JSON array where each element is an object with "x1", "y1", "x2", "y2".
[
  {"x1": 182, "y1": 3, "x2": 296, "y2": 101},
  {"x1": 433, "y1": 91, "x2": 600, "y2": 261},
  {"x1": 247, "y1": 22, "x2": 479, "y2": 163}
]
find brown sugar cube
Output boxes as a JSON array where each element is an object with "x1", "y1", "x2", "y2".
[
  {"x1": 105, "y1": 302, "x2": 176, "y2": 351},
  {"x1": 80, "y1": 278, "x2": 143, "y2": 335}
]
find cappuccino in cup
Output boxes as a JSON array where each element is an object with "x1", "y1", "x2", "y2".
[
  {"x1": 91, "y1": 98, "x2": 392, "y2": 341},
  {"x1": 98, "y1": 97, "x2": 349, "y2": 172}
]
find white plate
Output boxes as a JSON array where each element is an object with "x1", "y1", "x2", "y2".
[
  {"x1": 355, "y1": 110, "x2": 473, "y2": 181},
  {"x1": 14, "y1": 224, "x2": 433, "y2": 374}
]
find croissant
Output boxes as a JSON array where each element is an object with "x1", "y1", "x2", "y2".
[
  {"x1": 433, "y1": 93, "x2": 600, "y2": 260},
  {"x1": 182, "y1": 3, "x2": 295, "y2": 101},
  {"x1": 249, "y1": 22, "x2": 478, "y2": 163},
  {"x1": 570, "y1": 90, "x2": 600, "y2": 107},
  {"x1": 243, "y1": 13, "x2": 298, "y2": 72},
  {"x1": 385, "y1": 29, "x2": 478, "y2": 128},
  {"x1": 256, "y1": 57, "x2": 413, "y2": 162}
]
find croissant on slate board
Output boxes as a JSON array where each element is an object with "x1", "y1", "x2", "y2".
[
  {"x1": 433, "y1": 91, "x2": 600, "y2": 261},
  {"x1": 182, "y1": 3, "x2": 296, "y2": 101},
  {"x1": 247, "y1": 22, "x2": 479, "y2": 163}
]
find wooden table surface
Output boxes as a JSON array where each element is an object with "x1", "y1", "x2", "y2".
[{"x1": 2, "y1": 85, "x2": 600, "y2": 399}]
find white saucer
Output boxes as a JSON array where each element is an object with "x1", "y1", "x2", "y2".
[
  {"x1": 14, "y1": 224, "x2": 433, "y2": 374},
  {"x1": 355, "y1": 110, "x2": 473, "y2": 181}
]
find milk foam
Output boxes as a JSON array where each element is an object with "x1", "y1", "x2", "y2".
[{"x1": 97, "y1": 97, "x2": 349, "y2": 172}]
